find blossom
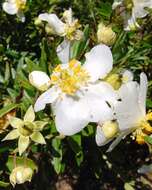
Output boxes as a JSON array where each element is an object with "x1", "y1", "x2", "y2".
[
  {"x1": 2, "y1": 0, "x2": 26, "y2": 22},
  {"x1": 29, "y1": 45, "x2": 117, "y2": 136},
  {"x1": 95, "y1": 70, "x2": 134, "y2": 146},
  {"x1": 97, "y1": 23, "x2": 116, "y2": 46},
  {"x1": 10, "y1": 166, "x2": 33, "y2": 187},
  {"x1": 97, "y1": 73, "x2": 152, "y2": 151},
  {"x1": 3, "y1": 106, "x2": 47, "y2": 155},
  {"x1": 112, "y1": 0, "x2": 152, "y2": 30},
  {"x1": 38, "y1": 8, "x2": 83, "y2": 64}
]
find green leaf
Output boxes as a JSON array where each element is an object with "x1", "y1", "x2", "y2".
[
  {"x1": 0, "y1": 103, "x2": 18, "y2": 118},
  {"x1": 0, "y1": 181, "x2": 9, "y2": 187},
  {"x1": 25, "y1": 58, "x2": 41, "y2": 72},
  {"x1": 68, "y1": 134, "x2": 82, "y2": 153},
  {"x1": 71, "y1": 25, "x2": 89, "y2": 59},
  {"x1": 6, "y1": 156, "x2": 38, "y2": 172},
  {"x1": 144, "y1": 136, "x2": 152, "y2": 144},
  {"x1": 124, "y1": 182, "x2": 135, "y2": 190},
  {"x1": 51, "y1": 138, "x2": 64, "y2": 174}
]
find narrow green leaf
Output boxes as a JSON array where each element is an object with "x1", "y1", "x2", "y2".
[{"x1": 0, "y1": 103, "x2": 18, "y2": 118}]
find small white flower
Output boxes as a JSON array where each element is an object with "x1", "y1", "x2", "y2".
[
  {"x1": 29, "y1": 45, "x2": 117, "y2": 136},
  {"x1": 3, "y1": 0, "x2": 26, "y2": 22},
  {"x1": 38, "y1": 8, "x2": 83, "y2": 64}
]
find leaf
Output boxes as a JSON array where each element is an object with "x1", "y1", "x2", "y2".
[
  {"x1": 68, "y1": 134, "x2": 82, "y2": 153},
  {"x1": 124, "y1": 182, "x2": 135, "y2": 190},
  {"x1": 0, "y1": 181, "x2": 9, "y2": 188},
  {"x1": 71, "y1": 25, "x2": 89, "y2": 59},
  {"x1": 25, "y1": 58, "x2": 41, "y2": 72},
  {"x1": 6, "y1": 156, "x2": 38, "y2": 172},
  {"x1": 0, "y1": 103, "x2": 18, "y2": 118},
  {"x1": 51, "y1": 138, "x2": 64, "y2": 174},
  {"x1": 144, "y1": 136, "x2": 152, "y2": 144}
]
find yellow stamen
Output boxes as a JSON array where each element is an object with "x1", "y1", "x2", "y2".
[
  {"x1": 64, "y1": 20, "x2": 81, "y2": 41},
  {"x1": 51, "y1": 59, "x2": 89, "y2": 95},
  {"x1": 15, "y1": 0, "x2": 26, "y2": 10}
]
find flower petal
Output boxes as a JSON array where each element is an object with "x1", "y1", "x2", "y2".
[
  {"x1": 18, "y1": 136, "x2": 30, "y2": 155},
  {"x1": 3, "y1": 2, "x2": 18, "y2": 15},
  {"x1": 24, "y1": 106, "x2": 35, "y2": 122},
  {"x1": 34, "y1": 87, "x2": 60, "y2": 112},
  {"x1": 95, "y1": 126, "x2": 111, "y2": 146},
  {"x1": 30, "y1": 132, "x2": 46, "y2": 144},
  {"x1": 38, "y1": 13, "x2": 65, "y2": 35},
  {"x1": 83, "y1": 44, "x2": 113, "y2": 82},
  {"x1": 83, "y1": 82, "x2": 117, "y2": 122},
  {"x1": 139, "y1": 72, "x2": 148, "y2": 115},
  {"x1": 56, "y1": 39, "x2": 70, "y2": 64},
  {"x1": 54, "y1": 96, "x2": 90, "y2": 136},
  {"x1": 29, "y1": 71, "x2": 51, "y2": 91},
  {"x1": 9, "y1": 117, "x2": 24, "y2": 128},
  {"x1": 2, "y1": 129, "x2": 19, "y2": 141},
  {"x1": 114, "y1": 81, "x2": 142, "y2": 131}
]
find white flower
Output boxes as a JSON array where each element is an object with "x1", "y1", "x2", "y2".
[
  {"x1": 127, "y1": 0, "x2": 152, "y2": 31},
  {"x1": 3, "y1": 0, "x2": 26, "y2": 22},
  {"x1": 38, "y1": 8, "x2": 83, "y2": 64},
  {"x1": 99, "y1": 73, "x2": 152, "y2": 152},
  {"x1": 29, "y1": 45, "x2": 117, "y2": 136}
]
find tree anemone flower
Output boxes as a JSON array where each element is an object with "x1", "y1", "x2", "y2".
[
  {"x1": 38, "y1": 8, "x2": 83, "y2": 64},
  {"x1": 29, "y1": 45, "x2": 117, "y2": 136},
  {"x1": 2, "y1": 0, "x2": 26, "y2": 22},
  {"x1": 96, "y1": 73, "x2": 152, "y2": 152}
]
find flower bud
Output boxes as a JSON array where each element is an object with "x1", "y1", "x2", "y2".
[
  {"x1": 10, "y1": 166, "x2": 33, "y2": 187},
  {"x1": 97, "y1": 23, "x2": 116, "y2": 46},
  {"x1": 34, "y1": 18, "x2": 43, "y2": 26},
  {"x1": 102, "y1": 121, "x2": 119, "y2": 139},
  {"x1": 29, "y1": 71, "x2": 51, "y2": 91}
]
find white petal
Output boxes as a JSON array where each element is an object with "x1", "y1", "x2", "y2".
[
  {"x1": 115, "y1": 81, "x2": 142, "y2": 131},
  {"x1": 107, "y1": 129, "x2": 133, "y2": 152},
  {"x1": 54, "y1": 96, "x2": 90, "y2": 136},
  {"x1": 29, "y1": 71, "x2": 51, "y2": 91},
  {"x1": 34, "y1": 87, "x2": 60, "y2": 112},
  {"x1": 139, "y1": 72, "x2": 148, "y2": 115},
  {"x1": 38, "y1": 13, "x2": 65, "y2": 35},
  {"x1": 95, "y1": 126, "x2": 111, "y2": 146},
  {"x1": 83, "y1": 45, "x2": 113, "y2": 82},
  {"x1": 56, "y1": 39, "x2": 70, "y2": 64},
  {"x1": 3, "y1": 2, "x2": 18, "y2": 15},
  {"x1": 83, "y1": 82, "x2": 117, "y2": 122},
  {"x1": 133, "y1": 0, "x2": 150, "y2": 18},
  {"x1": 122, "y1": 70, "x2": 133, "y2": 83}
]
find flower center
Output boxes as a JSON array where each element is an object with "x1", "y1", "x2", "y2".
[
  {"x1": 64, "y1": 20, "x2": 81, "y2": 41},
  {"x1": 51, "y1": 59, "x2": 90, "y2": 95},
  {"x1": 15, "y1": 0, "x2": 26, "y2": 10},
  {"x1": 18, "y1": 121, "x2": 34, "y2": 136},
  {"x1": 132, "y1": 111, "x2": 152, "y2": 144}
]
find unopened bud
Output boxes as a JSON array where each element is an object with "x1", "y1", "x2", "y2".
[
  {"x1": 29, "y1": 71, "x2": 51, "y2": 91},
  {"x1": 102, "y1": 121, "x2": 119, "y2": 139},
  {"x1": 34, "y1": 18, "x2": 43, "y2": 26},
  {"x1": 10, "y1": 166, "x2": 33, "y2": 187},
  {"x1": 97, "y1": 23, "x2": 116, "y2": 46}
]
